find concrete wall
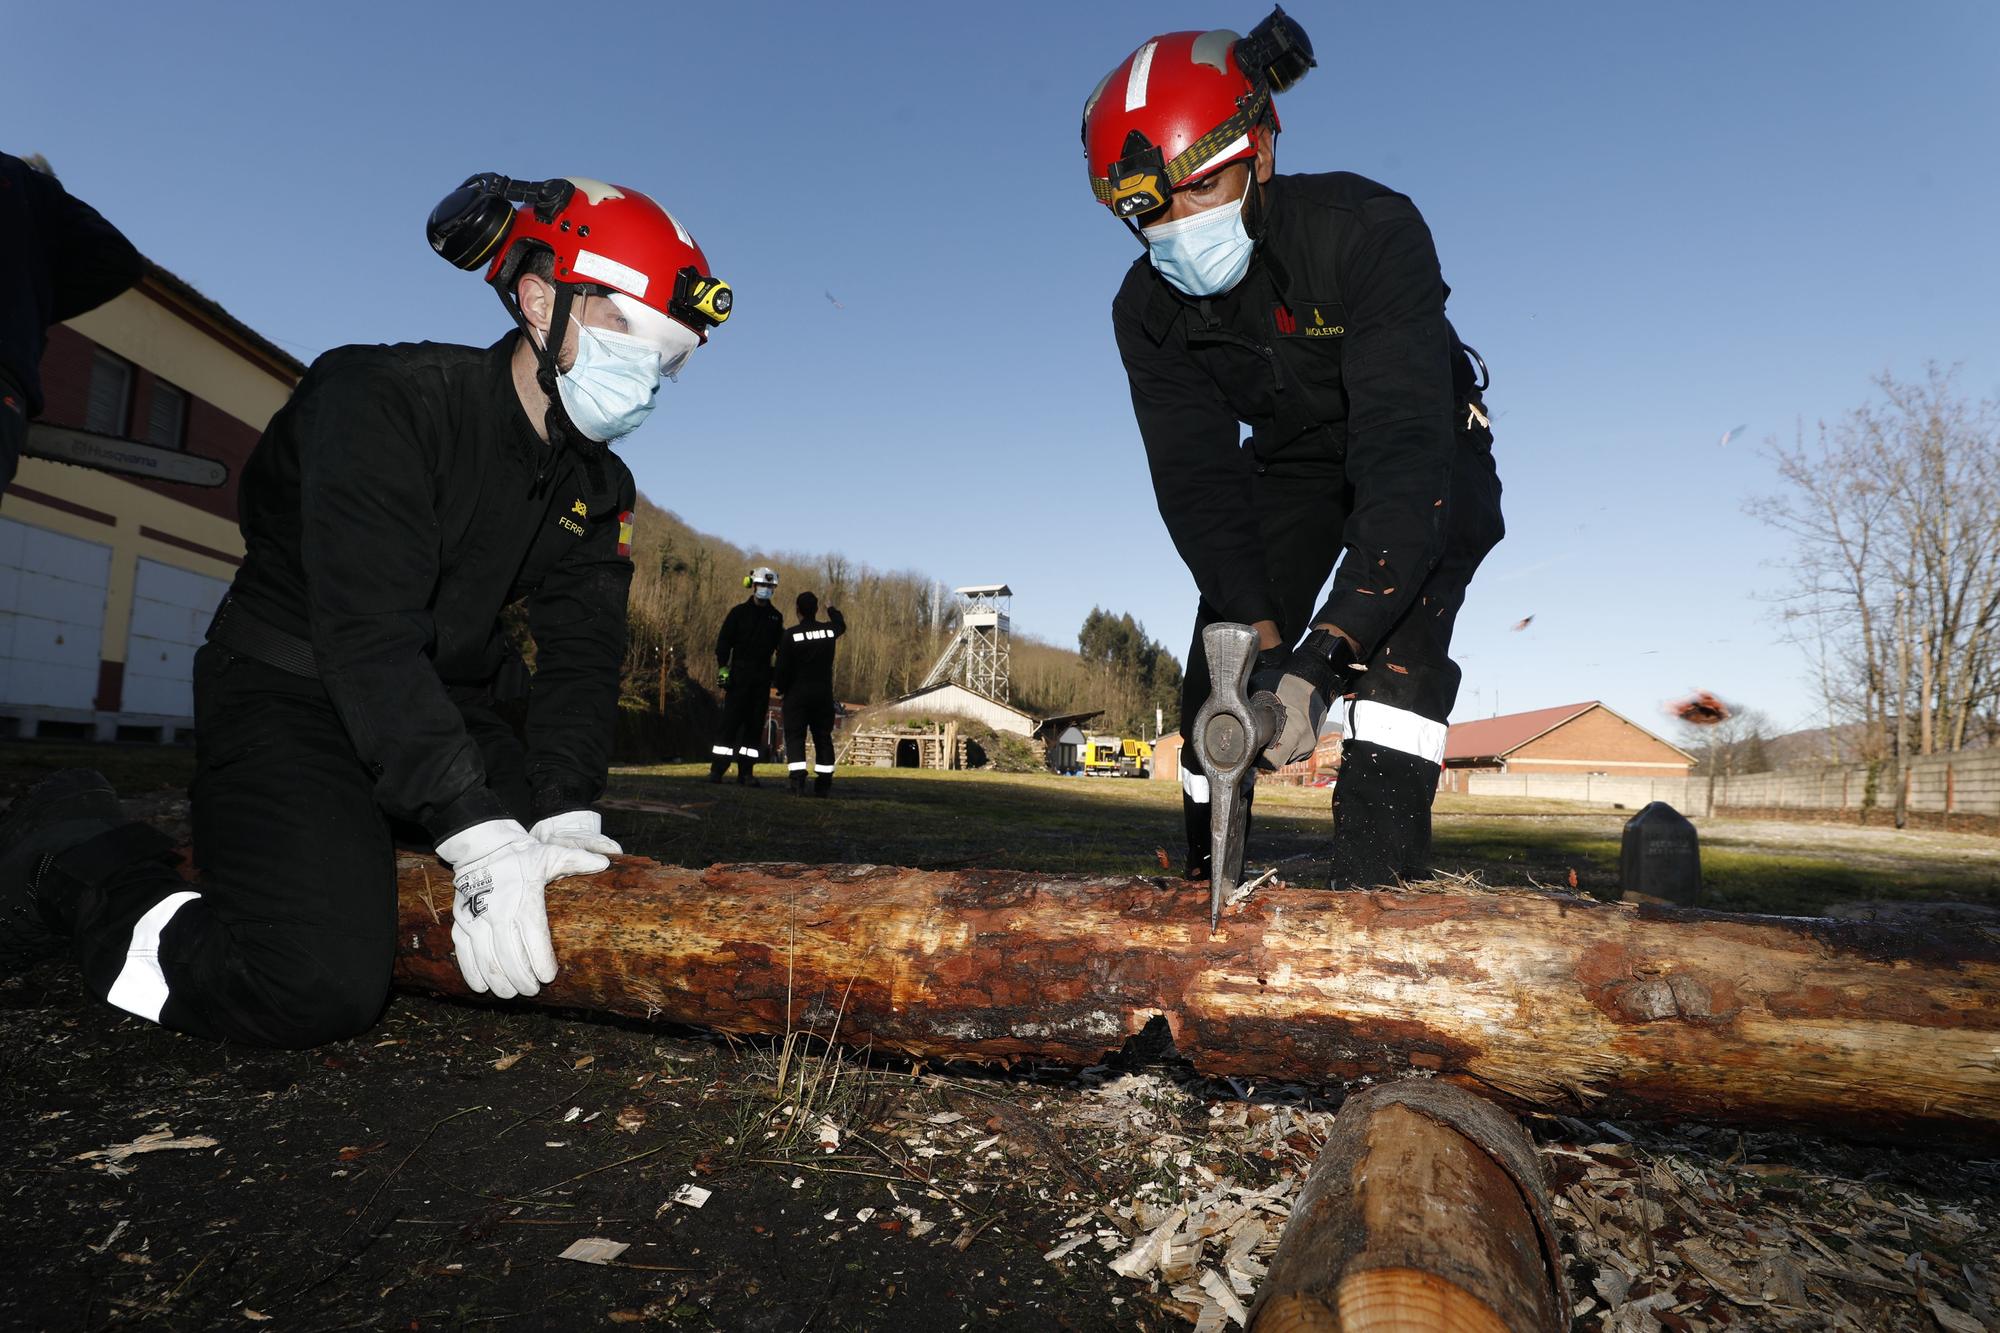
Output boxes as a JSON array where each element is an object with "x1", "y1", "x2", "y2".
[
  {"x1": 1464, "y1": 771, "x2": 1713, "y2": 815},
  {"x1": 1710, "y1": 749, "x2": 2000, "y2": 817},
  {"x1": 1463, "y1": 750, "x2": 2000, "y2": 822}
]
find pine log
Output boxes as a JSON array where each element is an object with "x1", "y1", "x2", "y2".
[
  {"x1": 391, "y1": 856, "x2": 2000, "y2": 1140},
  {"x1": 1248, "y1": 1081, "x2": 1568, "y2": 1333}
]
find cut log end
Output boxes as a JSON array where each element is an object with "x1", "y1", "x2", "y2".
[
  {"x1": 1248, "y1": 1084, "x2": 1568, "y2": 1333},
  {"x1": 1254, "y1": 1276, "x2": 1511, "y2": 1332}
]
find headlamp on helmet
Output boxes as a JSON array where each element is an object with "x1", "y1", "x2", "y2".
[
  {"x1": 673, "y1": 266, "x2": 733, "y2": 333},
  {"x1": 1107, "y1": 133, "x2": 1171, "y2": 219}
]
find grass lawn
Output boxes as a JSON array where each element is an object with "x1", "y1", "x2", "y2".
[{"x1": 6, "y1": 740, "x2": 1993, "y2": 917}]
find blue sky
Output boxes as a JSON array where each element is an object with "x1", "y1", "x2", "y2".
[{"x1": 10, "y1": 2, "x2": 1997, "y2": 734}]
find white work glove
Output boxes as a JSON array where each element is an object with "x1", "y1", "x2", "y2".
[
  {"x1": 1257, "y1": 630, "x2": 1360, "y2": 770},
  {"x1": 530, "y1": 809, "x2": 622, "y2": 855},
  {"x1": 438, "y1": 818, "x2": 608, "y2": 999}
]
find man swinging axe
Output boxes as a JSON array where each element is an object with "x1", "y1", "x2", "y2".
[{"x1": 1081, "y1": 9, "x2": 1504, "y2": 892}]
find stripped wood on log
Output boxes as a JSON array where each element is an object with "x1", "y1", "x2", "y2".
[{"x1": 391, "y1": 856, "x2": 2000, "y2": 1140}]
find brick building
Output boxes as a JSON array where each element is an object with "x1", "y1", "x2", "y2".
[
  {"x1": 1440, "y1": 701, "x2": 1693, "y2": 793},
  {"x1": 2, "y1": 262, "x2": 303, "y2": 741}
]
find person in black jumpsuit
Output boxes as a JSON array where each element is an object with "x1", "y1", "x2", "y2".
[
  {"x1": 775, "y1": 592, "x2": 845, "y2": 796},
  {"x1": 0, "y1": 151, "x2": 144, "y2": 496},
  {"x1": 710, "y1": 570, "x2": 784, "y2": 785},
  {"x1": 0, "y1": 175, "x2": 729, "y2": 1044},
  {"x1": 1084, "y1": 20, "x2": 1504, "y2": 888}
]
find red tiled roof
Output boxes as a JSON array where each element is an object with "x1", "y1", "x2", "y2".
[{"x1": 1444, "y1": 702, "x2": 1599, "y2": 763}]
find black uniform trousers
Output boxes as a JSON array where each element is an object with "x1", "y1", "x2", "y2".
[
  {"x1": 1178, "y1": 423, "x2": 1503, "y2": 885},
  {"x1": 50, "y1": 644, "x2": 531, "y2": 1049},
  {"x1": 782, "y1": 686, "x2": 837, "y2": 794},
  {"x1": 709, "y1": 680, "x2": 769, "y2": 779}
]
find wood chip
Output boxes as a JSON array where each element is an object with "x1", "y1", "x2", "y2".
[
  {"x1": 73, "y1": 1131, "x2": 220, "y2": 1166},
  {"x1": 1199, "y1": 1267, "x2": 1249, "y2": 1326},
  {"x1": 1043, "y1": 1234, "x2": 1090, "y2": 1262},
  {"x1": 1925, "y1": 1296, "x2": 1985, "y2": 1333}
]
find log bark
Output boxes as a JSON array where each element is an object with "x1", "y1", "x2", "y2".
[
  {"x1": 391, "y1": 856, "x2": 2000, "y2": 1140},
  {"x1": 1248, "y1": 1081, "x2": 1568, "y2": 1333}
]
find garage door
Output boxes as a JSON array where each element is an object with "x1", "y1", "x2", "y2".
[
  {"x1": 123, "y1": 558, "x2": 231, "y2": 718},
  {"x1": 0, "y1": 516, "x2": 113, "y2": 711}
]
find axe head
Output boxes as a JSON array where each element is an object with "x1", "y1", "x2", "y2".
[{"x1": 1190, "y1": 623, "x2": 1279, "y2": 931}]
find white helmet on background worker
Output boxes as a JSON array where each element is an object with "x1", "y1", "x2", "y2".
[{"x1": 745, "y1": 567, "x2": 779, "y2": 601}]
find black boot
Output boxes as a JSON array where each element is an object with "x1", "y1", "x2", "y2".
[
  {"x1": 787, "y1": 771, "x2": 807, "y2": 796},
  {"x1": 1326, "y1": 742, "x2": 1441, "y2": 889},
  {"x1": 736, "y1": 759, "x2": 760, "y2": 788},
  {"x1": 1181, "y1": 787, "x2": 1211, "y2": 882},
  {"x1": 0, "y1": 770, "x2": 123, "y2": 976},
  {"x1": 812, "y1": 775, "x2": 832, "y2": 798},
  {"x1": 707, "y1": 759, "x2": 730, "y2": 784}
]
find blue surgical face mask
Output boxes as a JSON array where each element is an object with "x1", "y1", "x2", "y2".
[
  {"x1": 555, "y1": 323, "x2": 665, "y2": 443},
  {"x1": 1142, "y1": 192, "x2": 1254, "y2": 298},
  {"x1": 754, "y1": 585, "x2": 774, "y2": 601}
]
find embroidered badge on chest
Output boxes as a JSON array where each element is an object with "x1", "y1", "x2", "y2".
[{"x1": 1274, "y1": 302, "x2": 1345, "y2": 339}]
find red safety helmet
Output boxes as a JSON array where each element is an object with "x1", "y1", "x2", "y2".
[
  {"x1": 429, "y1": 174, "x2": 730, "y2": 341},
  {"x1": 1082, "y1": 9, "x2": 1314, "y2": 219}
]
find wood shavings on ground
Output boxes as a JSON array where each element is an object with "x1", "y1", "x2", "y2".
[
  {"x1": 1541, "y1": 1120, "x2": 1997, "y2": 1331},
  {"x1": 1024, "y1": 1071, "x2": 1998, "y2": 1332}
]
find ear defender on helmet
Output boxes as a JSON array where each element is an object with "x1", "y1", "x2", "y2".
[
  {"x1": 425, "y1": 175, "x2": 576, "y2": 271},
  {"x1": 1236, "y1": 6, "x2": 1316, "y2": 93}
]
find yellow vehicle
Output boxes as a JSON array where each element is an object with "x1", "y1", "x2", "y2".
[{"x1": 1080, "y1": 734, "x2": 1153, "y2": 778}]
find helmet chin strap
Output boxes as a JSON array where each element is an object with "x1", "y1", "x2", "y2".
[{"x1": 498, "y1": 278, "x2": 609, "y2": 489}]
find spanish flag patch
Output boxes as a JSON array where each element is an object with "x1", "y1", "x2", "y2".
[{"x1": 616, "y1": 510, "x2": 633, "y2": 558}]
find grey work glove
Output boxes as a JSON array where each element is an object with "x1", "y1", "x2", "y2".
[{"x1": 1257, "y1": 629, "x2": 1359, "y2": 770}]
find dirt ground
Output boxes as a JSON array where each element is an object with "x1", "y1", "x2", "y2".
[{"x1": 3, "y1": 750, "x2": 1997, "y2": 1330}]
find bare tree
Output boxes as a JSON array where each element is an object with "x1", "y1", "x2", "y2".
[{"x1": 1750, "y1": 366, "x2": 2000, "y2": 769}]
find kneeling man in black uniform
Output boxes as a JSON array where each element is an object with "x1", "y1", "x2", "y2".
[{"x1": 0, "y1": 174, "x2": 731, "y2": 1046}]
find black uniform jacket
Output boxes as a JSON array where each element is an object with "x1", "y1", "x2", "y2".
[
  {"x1": 0, "y1": 152, "x2": 143, "y2": 413},
  {"x1": 227, "y1": 335, "x2": 636, "y2": 842},
  {"x1": 774, "y1": 609, "x2": 845, "y2": 695},
  {"x1": 715, "y1": 598, "x2": 785, "y2": 684},
  {"x1": 1112, "y1": 171, "x2": 1478, "y2": 655}
]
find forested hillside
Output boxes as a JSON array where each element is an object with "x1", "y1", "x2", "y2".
[{"x1": 614, "y1": 497, "x2": 1179, "y2": 736}]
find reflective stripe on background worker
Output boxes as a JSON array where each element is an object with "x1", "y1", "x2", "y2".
[
  {"x1": 0, "y1": 175, "x2": 731, "y2": 1045},
  {"x1": 1083, "y1": 11, "x2": 1505, "y2": 887},
  {"x1": 775, "y1": 591, "x2": 845, "y2": 797},
  {"x1": 710, "y1": 567, "x2": 785, "y2": 786}
]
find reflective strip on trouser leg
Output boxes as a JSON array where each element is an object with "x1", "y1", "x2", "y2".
[
  {"x1": 711, "y1": 745, "x2": 734, "y2": 758},
  {"x1": 738, "y1": 747, "x2": 759, "y2": 757},
  {"x1": 813, "y1": 764, "x2": 835, "y2": 775},
  {"x1": 788, "y1": 762, "x2": 808, "y2": 772},
  {"x1": 1346, "y1": 699, "x2": 1448, "y2": 764},
  {"x1": 106, "y1": 889, "x2": 200, "y2": 1022},
  {"x1": 1180, "y1": 767, "x2": 1210, "y2": 804}
]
